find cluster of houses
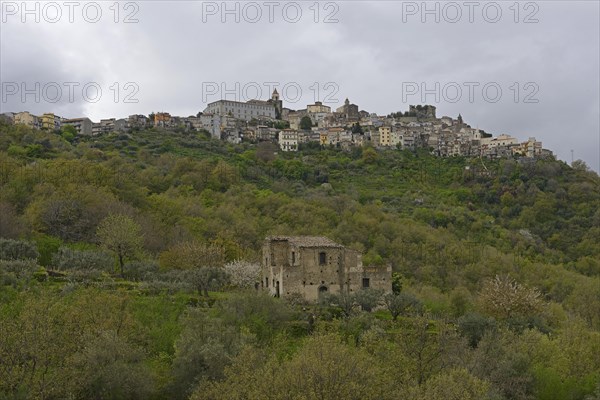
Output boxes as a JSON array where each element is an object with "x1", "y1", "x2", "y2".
[
  {"x1": 2, "y1": 111, "x2": 218, "y2": 137},
  {"x1": 2, "y1": 89, "x2": 551, "y2": 159}
]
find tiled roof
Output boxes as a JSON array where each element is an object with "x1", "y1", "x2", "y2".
[{"x1": 266, "y1": 236, "x2": 343, "y2": 248}]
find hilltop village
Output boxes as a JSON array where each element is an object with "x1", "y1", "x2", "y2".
[{"x1": 4, "y1": 90, "x2": 551, "y2": 159}]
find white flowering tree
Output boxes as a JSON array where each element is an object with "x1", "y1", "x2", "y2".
[
  {"x1": 224, "y1": 260, "x2": 261, "y2": 289},
  {"x1": 478, "y1": 275, "x2": 543, "y2": 320}
]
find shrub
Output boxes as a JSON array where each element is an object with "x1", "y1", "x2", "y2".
[
  {"x1": 0, "y1": 259, "x2": 40, "y2": 282},
  {"x1": 124, "y1": 260, "x2": 160, "y2": 281},
  {"x1": 0, "y1": 238, "x2": 39, "y2": 261},
  {"x1": 52, "y1": 247, "x2": 113, "y2": 272}
]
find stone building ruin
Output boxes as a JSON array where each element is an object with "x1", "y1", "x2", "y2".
[{"x1": 261, "y1": 236, "x2": 392, "y2": 301}]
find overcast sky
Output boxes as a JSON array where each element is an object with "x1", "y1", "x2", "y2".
[{"x1": 1, "y1": 0, "x2": 598, "y2": 170}]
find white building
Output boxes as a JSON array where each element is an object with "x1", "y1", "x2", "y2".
[
  {"x1": 203, "y1": 100, "x2": 276, "y2": 121},
  {"x1": 278, "y1": 129, "x2": 299, "y2": 152},
  {"x1": 481, "y1": 134, "x2": 518, "y2": 148}
]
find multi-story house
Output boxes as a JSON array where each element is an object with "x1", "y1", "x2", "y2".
[
  {"x1": 481, "y1": 134, "x2": 519, "y2": 157},
  {"x1": 62, "y1": 117, "x2": 93, "y2": 135},
  {"x1": 185, "y1": 116, "x2": 203, "y2": 131},
  {"x1": 14, "y1": 111, "x2": 40, "y2": 129},
  {"x1": 379, "y1": 126, "x2": 392, "y2": 147},
  {"x1": 40, "y1": 113, "x2": 62, "y2": 131},
  {"x1": 128, "y1": 114, "x2": 149, "y2": 130},
  {"x1": 153, "y1": 112, "x2": 172, "y2": 128},
  {"x1": 278, "y1": 129, "x2": 299, "y2": 152},
  {"x1": 321, "y1": 127, "x2": 344, "y2": 146},
  {"x1": 513, "y1": 137, "x2": 543, "y2": 158},
  {"x1": 92, "y1": 118, "x2": 127, "y2": 135}
]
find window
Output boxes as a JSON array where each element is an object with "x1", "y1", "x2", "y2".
[
  {"x1": 319, "y1": 252, "x2": 327, "y2": 265},
  {"x1": 362, "y1": 278, "x2": 370, "y2": 288},
  {"x1": 292, "y1": 251, "x2": 295, "y2": 264}
]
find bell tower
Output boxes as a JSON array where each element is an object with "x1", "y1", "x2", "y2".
[{"x1": 271, "y1": 89, "x2": 283, "y2": 119}]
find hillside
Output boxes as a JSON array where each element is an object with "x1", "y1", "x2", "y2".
[{"x1": 1, "y1": 121, "x2": 599, "y2": 399}]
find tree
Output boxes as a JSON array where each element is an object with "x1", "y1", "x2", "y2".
[
  {"x1": 392, "y1": 272, "x2": 403, "y2": 294},
  {"x1": 194, "y1": 333, "x2": 395, "y2": 400},
  {"x1": 188, "y1": 267, "x2": 229, "y2": 297},
  {"x1": 256, "y1": 142, "x2": 278, "y2": 162},
  {"x1": 396, "y1": 316, "x2": 463, "y2": 386},
  {"x1": 384, "y1": 292, "x2": 422, "y2": 321},
  {"x1": 218, "y1": 292, "x2": 292, "y2": 344},
  {"x1": 210, "y1": 160, "x2": 239, "y2": 192},
  {"x1": 470, "y1": 329, "x2": 536, "y2": 399},
  {"x1": 299, "y1": 116, "x2": 313, "y2": 131},
  {"x1": 224, "y1": 260, "x2": 261, "y2": 289},
  {"x1": 321, "y1": 290, "x2": 357, "y2": 318},
  {"x1": 273, "y1": 120, "x2": 290, "y2": 130},
  {"x1": 61, "y1": 125, "x2": 77, "y2": 142},
  {"x1": 0, "y1": 202, "x2": 26, "y2": 239},
  {"x1": 0, "y1": 288, "x2": 140, "y2": 399},
  {"x1": 457, "y1": 312, "x2": 496, "y2": 348},
  {"x1": 572, "y1": 159, "x2": 590, "y2": 172},
  {"x1": 97, "y1": 214, "x2": 143, "y2": 277},
  {"x1": 68, "y1": 331, "x2": 155, "y2": 400},
  {"x1": 159, "y1": 241, "x2": 225, "y2": 271},
  {"x1": 478, "y1": 275, "x2": 543, "y2": 321},
  {"x1": 353, "y1": 288, "x2": 384, "y2": 312},
  {"x1": 351, "y1": 122, "x2": 363, "y2": 134},
  {"x1": 412, "y1": 368, "x2": 491, "y2": 400},
  {"x1": 170, "y1": 309, "x2": 246, "y2": 399},
  {"x1": 159, "y1": 241, "x2": 227, "y2": 296},
  {"x1": 362, "y1": 147, "x2": 378, "y2": 164}
]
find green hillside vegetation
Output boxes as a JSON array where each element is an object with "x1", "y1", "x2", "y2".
[{"x1": 1, "y1": 120, "x2": 599, "y2": 399}]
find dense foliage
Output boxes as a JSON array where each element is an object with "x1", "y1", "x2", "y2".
[{"x1": 0, "y1": 121, "x2": 599, "y2": 399}]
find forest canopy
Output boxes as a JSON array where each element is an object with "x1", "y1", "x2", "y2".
[{"x1": 0, "y1": 121, "x2": 599, "y2": 399}]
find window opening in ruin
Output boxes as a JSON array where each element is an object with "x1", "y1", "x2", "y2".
[
  {"x1": 318, "y1": 285, "x2": 328, "y2": 298},
  {"x1": 319, "y1": 252, "x2": 326, "y2": 265}
]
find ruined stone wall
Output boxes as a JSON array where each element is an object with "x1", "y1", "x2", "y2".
[
  {"x1": 285, "y1": 246, "x2": 345, "y2": 301},
  {"x1": 262, "y1": 240, "x2": 289, "y2": 296}
]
